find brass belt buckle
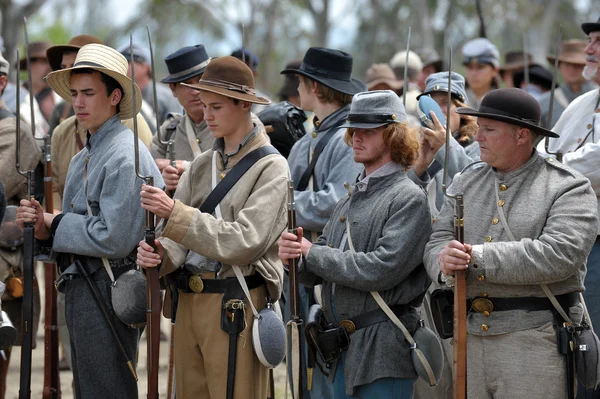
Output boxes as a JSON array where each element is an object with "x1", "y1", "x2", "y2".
[
  {"x1": 188, "y1": 275, "x2": 204, "y2": 293},
  {"x1": 338, "y1": 320, "x2": 356, "y2": 334},
  {"x1": 471, "y1": 298, "x2": 494, "y2": 316}
]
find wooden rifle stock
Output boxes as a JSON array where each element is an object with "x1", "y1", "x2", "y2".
[
  {"x1": 453, "y1": 195, "x2": 467, "y2": 399},
  {"x1": 287, "y1": 181, "x2": 303, "y2": 399},
  {"x1": 41, "y1": 135, "x2": 61, "y2": 399}
]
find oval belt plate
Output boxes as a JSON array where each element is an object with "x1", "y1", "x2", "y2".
[
  {"x1": 338, "y1": 320, "x2": 356, "y2": 334},
  {"x1": 188, "y1": 275, "x2": 204, "y2": 293},
  {"x1": 471, "y1": 298, "x2": 494, "y2": 314}
]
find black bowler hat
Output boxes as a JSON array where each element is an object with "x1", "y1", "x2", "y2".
[
  {"x1": 161, "y1": 45, "x2": 211, "y2": 84},
  {"x1": 513, "y1": 64, "x2": 556, "y2": 92},
  {"x1": 280, "y1": 47, "x2": 366, "y2": 95},
  {"x1": 582, "y1": 16, "x2": 600, "y2": 35},
  {"x1": 455, "y1": 88, "x2": 558, "y2": 138}
]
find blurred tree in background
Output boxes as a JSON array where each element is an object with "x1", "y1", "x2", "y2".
[{"x1": 0, "y1": 0, "x2": 598, "y2": 96}]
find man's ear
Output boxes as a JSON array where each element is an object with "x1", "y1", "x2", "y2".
[
  {"x1": 516, "y1": 127, "x2": 532, "y2": 145},
  {"x1": 242, "y1": 100, "x2": 252, "y2": 111},
  {"x1": 169, "y1": 83, "x2": 177, "y2": 98},
  {"x1": 110, "y1": 88, "x2": 123, "y2": 106}
]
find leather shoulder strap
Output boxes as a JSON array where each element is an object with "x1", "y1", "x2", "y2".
[
  {"x1": 200, "y1": 146, "x2": 279, "y2": 214},
  {"x1": 296, "y1": 122, "x2": 344, "y2": 191}
]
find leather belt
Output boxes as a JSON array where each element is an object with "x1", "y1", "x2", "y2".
[
  {"x1": 67, "y1": 255, "x2": 134, "y2": 281},
  {"x1": 337, "y1": 304, "x2": 410, "y2": 335},
  {"x1": 174, "y1": 270, "x2": 265, "y2": 294},
  {"x1": 469, "y1": 292, "x2": 579, "y2": 316}
]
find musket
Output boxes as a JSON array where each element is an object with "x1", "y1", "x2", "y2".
[
  {"x1": 286, "y1": 181, "x2": 303, "y2": 399},
  {"x1": 131, "y1": 32, "x2": 161, "y2": 399},
  {"x1": 25, "y1": 15, "x2": 62, "y2": 399},
  {"x1": 544, "y1": 26, "x2": 563, "y2": 161},
  {"x1": 241, "y1": 24, "x2": 246, "y2": 64},
  {"x1": 523, "y1": 33, "x2": 530, "y2": 88},
  {"x1": 16, "y1": 24, "x2": 36, "y2": 399},
  {"x1": 402, "y1": 26, "x2": 411, "y2": 109},
  {"x1": 441, "y1": 48, "x2": 467, "y2": 399}
]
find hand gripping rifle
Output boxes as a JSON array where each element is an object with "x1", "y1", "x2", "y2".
[
  {"x1": 286, "y1": 181, "x2": 303, "y2": 399},
  {"x1": 21, "y1": 15, "x2": 62, "y2": 399},
  {"x1": 130, "y1": 33, "x2": 161, "y2": 399},
  {"x1": 16, "y1": 42, "x2": 35, "y2": 399},
  {"x1": 544, "y1": 27, "x2": 563, "y2": 162},
  {"x1": 441, "y1": 48, "x2": 467, "y2": 399}
]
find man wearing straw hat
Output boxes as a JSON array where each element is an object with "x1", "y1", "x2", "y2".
[
  {"x1": 425, "y1": 88, "x2": 598, "y2": 398},
  {"x1": 538, "y1": 39, "x2": 597, "y2": 128},
  {"x1": 136, "y1": 56, "x2": 288, "y2": 398},
  {"x1": 16, "y1": 43, "x2": 162, "y2": 398}
]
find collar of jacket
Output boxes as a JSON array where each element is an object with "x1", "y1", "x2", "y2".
[
  {"x1": 314, "y1": 103, "x2": 350, "y2": 133},
  {"x1": 213, "y1": 124, "x2": 269, "y2": 171},
  {"x1": 492, "y1": 149, "x2": 541, "y2": 181},
  {"x1": 85, "y1": 114, "x2": 122, "y2": 150},
  {"x1": 355, "y1": 167, "x2": 407, "y2": 194}
]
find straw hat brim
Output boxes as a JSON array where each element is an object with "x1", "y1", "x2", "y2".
[
  {"x1": 181, "y1": 82, "x2": 271, "y2": 105},
  {"x1": 45, "y1": 64, "x2": 142, "y2": 120}
]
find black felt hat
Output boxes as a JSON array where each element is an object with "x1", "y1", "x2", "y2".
[
  {"x1": 280, "y1": 47, "x2": 366, "y2": 95},
  {"x1": 513, "y1": 64, "x2": 556, "y2": 92},
  {"x1": 455, "y1": 88, "x2": 558, "y2": 138},
  {"x1": 161, "y1": 45, "x2": 211, "y2": 84},
  {"x1": 582, "y1": 16, "x2": 600, "y2": 35}
]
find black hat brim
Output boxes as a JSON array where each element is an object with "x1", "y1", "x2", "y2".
[
  {"x1": 281, "y1": 67, "x2": 366, "y2": 95},
  {"x1": 455, "y1": 106, "x2": 559, "y2": 138},
  {"x1": 582, "y1": 22, "x2": 600, "y2": 35},
  {"x1": 161, "y1": 66, "x2": 208, "y2": 84}
]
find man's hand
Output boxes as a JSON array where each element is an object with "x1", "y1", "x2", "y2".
[
  {"x1": 155, "y1": 158, "x2": 171, "y2": 172},
  {"x1": 137, "y1": 239, "x2": 165, "y2": 269},
  {"x1": 413, "y1": 137, "x2": 436, "y2": 177},
  {"x1": 422, "y1": 111, "x2": 447, "y2": 153},
  {"x1": 140, "y1": 184, "x2": 175, "y2": 219},
  {"x1": 16, "y1": 198, "x2": 52, "y2": 240},
  {"x1": 438, "y1": 240, "x2": 472, "y2": 276},
  {"x1": 278, "y1": 227, "x2": 312, "y2": 263},
  {"x1": 162, "y1": 164, "x2": 182, "y2": 192}
]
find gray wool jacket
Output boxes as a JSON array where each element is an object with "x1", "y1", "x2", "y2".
[
  {"x1": 287, "y1": 104, "x2": 363, "y2": 234},
  {"x1": 52, "y1": 116, "x2": 164, "y2": 259},
  {"x1": 300, "y1": 168, "x2": 432, "y2": 395},
  {"x1": 424, "y1": 152, "x2": 598, "y2": 335}
]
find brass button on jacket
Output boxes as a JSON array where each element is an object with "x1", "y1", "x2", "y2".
[
  {"x1": 485, "y1": 236, "x2": 492, "y2": 242},
  {"x1": 497, "y1": 200, "x2": 505, "y2": 207},
  {"x1": 588, "y1": 123, "x2": 593, "y2": 129},
  {"x1": 499, "y1": 184, "x2": 507, "y2": 191},
  {"x1": 340, "y1": 216, "x2": 346, "y2": 223},
  {"x1": 481, "y1": 324, "x2": 489, "y2": 332},
  {"x1": 492, "y1": 218, "x2": 499, "y2": 225},
  {"x1": 477, "y1": 274, "x2": 485, "y2": 281}
]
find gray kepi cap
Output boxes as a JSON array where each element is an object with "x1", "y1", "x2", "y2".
[
  {"x1": 417, "y1": 71, "x2": 468, "y2": 104},
  {"x1": 339, "y1": 90, "x2": 407, "y2": 129}
]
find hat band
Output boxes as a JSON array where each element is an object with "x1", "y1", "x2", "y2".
[
  {"x1": 300, "y1": 62, "x2": 350, "y2": 81},
  {"x1": 478, "y1": 105, "x2": 539, "y2": 124},
  {"x1": 199, "y1": 78, "x2": 256, "y2": 95},
  {"x1": 74, "y1": 60, "x2": 106, "y2": 68},
  {"x1": 168, "y1": 58, "x2": 211, "y2": 80},
  {"x1": 347, "y1": 113, "x2": 402, "y2": 124}
]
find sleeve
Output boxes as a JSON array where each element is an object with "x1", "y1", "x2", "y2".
[
  {"x1": 434, "y1": 137, "x2": 480, "y2": 178},
  {"x1": 161, "y1": 157, "x2": 289, "y2": 265},
  {"x1": 150, "y1": 119, "x2": 171, "y2": 159},
  {"x1": 305, "y1": 191, "x2": 432, "y2": 292},
  {"x1": 294, "y1": 134, "x2": 361, "y2": 232},
  {"x1": 0, "y1": 122, "x2": 40, "y2": 201},
  {"x1": 52, "y1": 160, "x2": 146, "y2": 258}
]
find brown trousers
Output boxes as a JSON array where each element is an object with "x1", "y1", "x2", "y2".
[{"x1": 174, "y1": 282, "x2": 268, "y2": 399}]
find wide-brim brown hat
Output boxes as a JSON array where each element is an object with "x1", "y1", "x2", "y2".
[
  {"x1": 46, "y1": 35, "x2": 103, "y2": 71},
  {"x1": 455, "y1": 88, "x2": 558, "y2": 138},
  {"x1": 20, "y1": 41, "x2": 52, "y2": 70},
  {"x1": 499, "y1": 51, "x2": 534, "y2": 72},
  {"x1": 45, "y1": 44, "x2": 142, "y2": 120},
  {"x1": 365, "y1": 63, "x2": 404, "y2": 91},
  {"x1": 547, "y1": 39, "x2": 587, "y2": 66},
  {"x1": 182, "y1": 56, "x2": 270, "y2": 104}
]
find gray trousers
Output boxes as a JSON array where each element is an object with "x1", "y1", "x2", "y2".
[
  {"x1": 468, "y1": 322, "x2": 568, "y2": 399},
  {"x1": 65, "y1": 275, "x2": 140, "y2": 399}
]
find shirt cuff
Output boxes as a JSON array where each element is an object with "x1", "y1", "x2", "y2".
[
  {"x1": 471, "y1": 244, "x2": 484, "y2": 269},
  {"x1": 50, "y1": 213, "x2": 65, "y2": 236}
]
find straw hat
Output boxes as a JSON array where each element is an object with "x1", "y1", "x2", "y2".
[
  {"x1": 546, "y1": 39, "x2": 587, "y2": 66},
  {"x1": 183, "y1": 56, "x2": 270, "y2": 104},
  {"x1": 45, "y1": 44, "x2": 142, "y2": 120}
]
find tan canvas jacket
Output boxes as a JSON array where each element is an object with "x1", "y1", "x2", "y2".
[{"x1": 158, "y1": 127, "x2": 289, "y2": 300}]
